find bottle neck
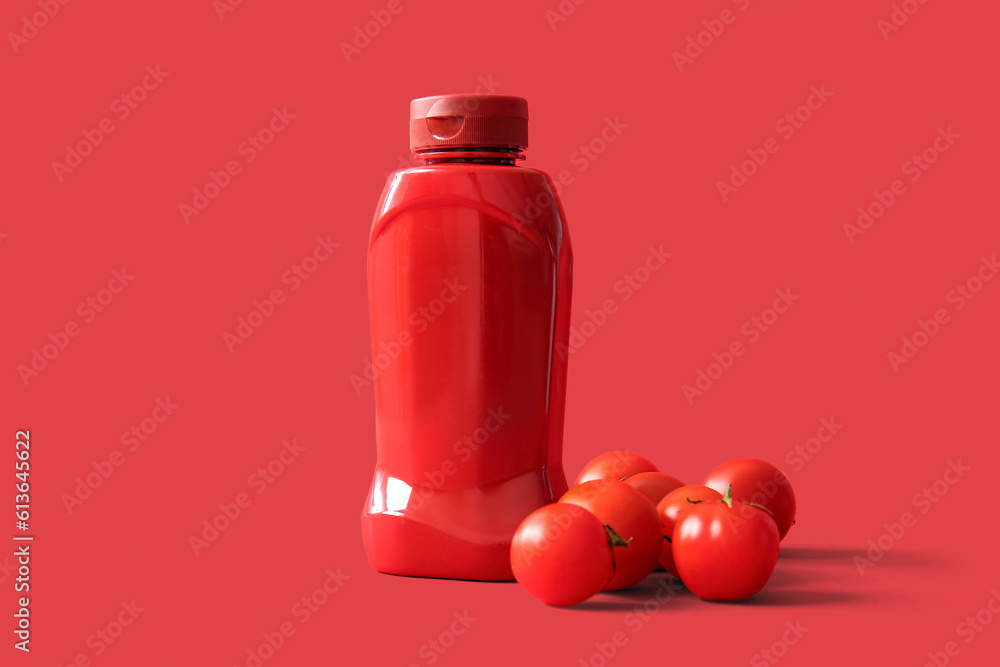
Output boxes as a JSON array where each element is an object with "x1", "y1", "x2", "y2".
[{"x1": 414, "y1": 147, "x2": 524, "y2": 166}]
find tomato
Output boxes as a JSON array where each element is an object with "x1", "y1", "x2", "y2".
[
  {"x1": 703, "y1": 458, "x2": 796, "y2": 540},
  {"x1": 510, "y1": 503, "x2": 621, "y2": 606},
  {"x1": 673, "y1": 485, "x2": 780, "y2": 601},
  {"x1": 560, "y1": 480, "x2": 661, "y2": 590},
  {"x1": 655, "y1": 485, "x2": 722, "y2": 576},
  {"x1": 574, "y1": 451, "x2": 659, "y2": 485},
  {"x1": 624, "y1": 471, "x2": 685, "y2": 507}
]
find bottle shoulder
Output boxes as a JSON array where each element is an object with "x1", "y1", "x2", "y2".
[
  {"x1": 382, "y1": 163, "x2": 558, "y2": 202},
  {"x1": 371, "y1": 163, "x2": 570, "y2": 252}
]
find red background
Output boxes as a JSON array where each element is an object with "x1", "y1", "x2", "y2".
[{"x1": 3, "y1": 0, "x2": 999, "y2": 665}]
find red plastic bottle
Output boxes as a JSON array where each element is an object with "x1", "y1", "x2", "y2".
[{"x1": 361, "y1": 94, "x2": 573, "y2": 581}]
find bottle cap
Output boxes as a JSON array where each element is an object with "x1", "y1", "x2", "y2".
[{"x1": 409, "y1": 94, "x2": 528, "y2": 152}]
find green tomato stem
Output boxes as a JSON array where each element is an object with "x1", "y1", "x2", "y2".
[{"x1": 722, "y1": 484, "x2": 733, "y2": 508}]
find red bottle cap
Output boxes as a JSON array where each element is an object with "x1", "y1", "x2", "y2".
[{"x1": 409, "y1": 94, "x2": 528, "y2": 152}]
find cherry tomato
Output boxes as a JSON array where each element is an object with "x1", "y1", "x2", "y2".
[
  {"x1": 655, "y1": 485, "x2": 722, "y2": 576},
  {"x1": 624, "y1": 471, "x2": 685, "y2": 507},
  {"x1": 574, "y1": 451, "x2": 659, "y2": 485},
  {"x1": 560, "y1": 480, "x2": 661, "y2": 590},
  {"x1": 703, "y1": 458, "x2": 796, "y2": 540},
  {"x1": 510, "y1": 503, "x2": 620, "y2": 606},
  {"x1": 673, "y1": 485, "x2": 780, "y2": 601}
]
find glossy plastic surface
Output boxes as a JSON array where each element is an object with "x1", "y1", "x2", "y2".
[{"x1": 361, "y1": 160, "x2": 572, "y2": 581}]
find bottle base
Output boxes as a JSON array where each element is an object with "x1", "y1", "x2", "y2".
[
  {"x1": 361, "y1": 465, "x2": 564, "y2": 581},
  {"x1": 361, "y1": 512, "x2": 516, "y2": 581}
]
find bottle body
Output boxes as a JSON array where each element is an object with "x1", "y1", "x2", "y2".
[{"x1": 361, "y1": 161, "x2": 572, "y2": 580}]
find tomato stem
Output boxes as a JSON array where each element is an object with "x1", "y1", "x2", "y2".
[
  {"x1": 722, "y1": 484, "x2": 733, "y2": 508},
  {"x1": 604, "y1": 525, "x2": 630, "y2": 547},
  {"x1": 685, "y1": 497, "x2": 706, "y2": 505},
  {"x1": 601, "y1": 525, "x2": 630, "y2": 592},
  {"x1": 744, "y1": 501, "x2": 774, "y2": 517}
]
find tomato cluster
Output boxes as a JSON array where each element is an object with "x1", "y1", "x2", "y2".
[{"x1": 510, "y1": 452, "x2": 796, "y2": 605}]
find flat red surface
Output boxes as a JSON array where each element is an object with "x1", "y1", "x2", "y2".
[{"x1": 2, "y1": 1, "x2": 998, "y2": 666}]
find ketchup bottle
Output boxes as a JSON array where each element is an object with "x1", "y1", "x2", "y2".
[{"x1": 361, "y1": 94, "x2": 573, "y2": 580}]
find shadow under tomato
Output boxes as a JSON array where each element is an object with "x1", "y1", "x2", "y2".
[
  {"x1": 780, "y1": 546, "x2": 865, "y2": 560},
  {"x1": 719, "y1": 588, "x2": 865, "y2": 606},
  {"x1": 781, "y1": 545, "x2": 950, "y2": 569},
  {"x1": 553, "y1": 545, "x2": 945, "y2": 611},
  {"x1": 763, "y1": 565, "x2": 810, "y2": 588},
  {"x1": 565, "y1": 573, "x2": 699, "y2": 611},
  {"x1": 597, "y1": 572, "x2": 685, "y2": 599},
  {"x1": 569, "y1": 592, "x2": 701, "y2": 612}
]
